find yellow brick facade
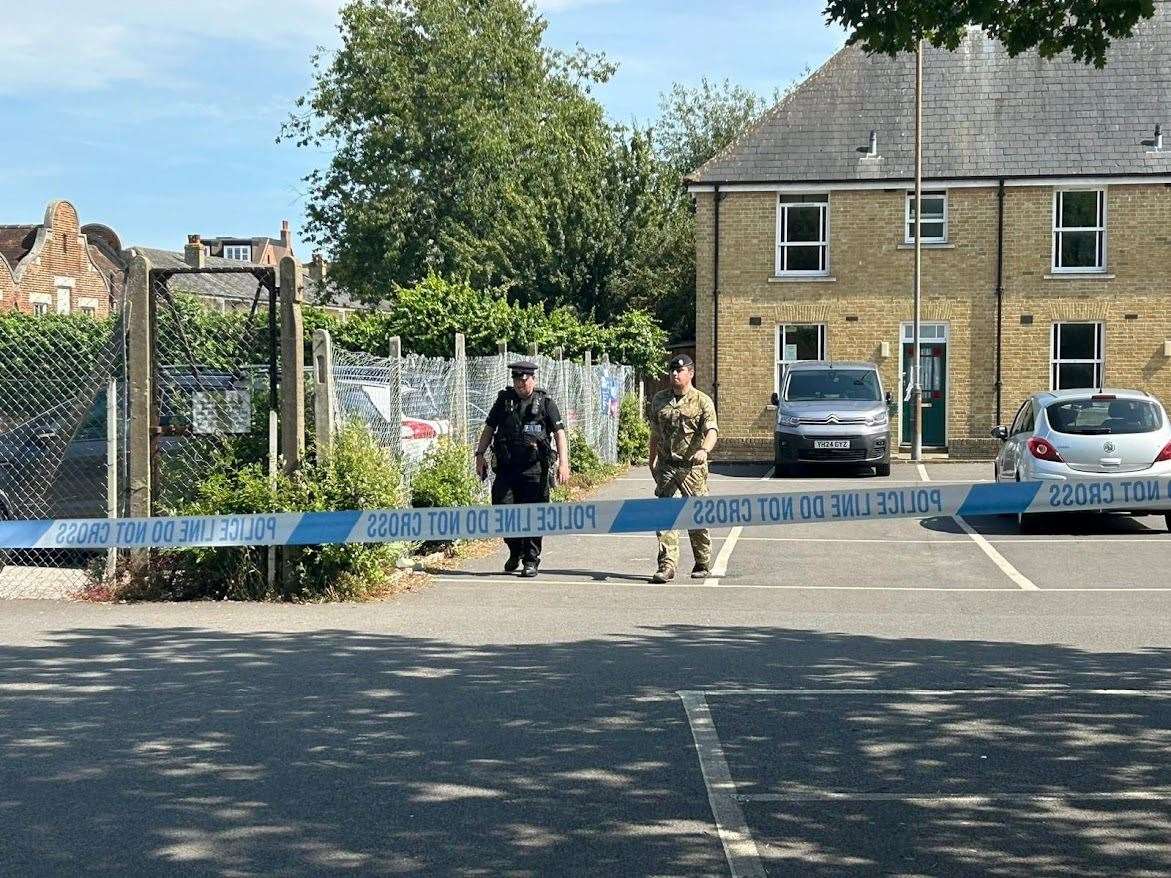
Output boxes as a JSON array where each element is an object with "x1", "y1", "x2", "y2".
[{"x1": 695, "y1": 183, "x2": 1171, "y2": 459}]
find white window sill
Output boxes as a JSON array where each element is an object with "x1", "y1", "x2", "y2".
[
  {"x1": 769, "y1": 275, "x2": 836, "y2": 283},
  {"x1": 1045, "y1": 272, "x2": 1114, "y2": 280},
  {"x1": 897, "y1": 242, "x2": 954, "y2": 250}
]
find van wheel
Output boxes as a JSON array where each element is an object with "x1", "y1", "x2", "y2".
[
  {"x1": 874, "y1": 460, "x2": 891, "y2": 477},
  {"x1": 774, "y1": 460, "x2": 794, "y2": 478}
]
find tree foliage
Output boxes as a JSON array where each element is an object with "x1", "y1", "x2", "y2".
[{"x1": 823, "y1": 0, "x2": 1156, "y2": 67}]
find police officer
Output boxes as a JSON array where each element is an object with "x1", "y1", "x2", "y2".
[
  {"x1": 474, "y1": 361, "x2": 570, "y2": 578},
  {"x1": 648, "y1": 353, "x2": 718, "y2": 583}
]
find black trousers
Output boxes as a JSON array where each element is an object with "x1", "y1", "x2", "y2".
[{"x1": 491, "y1": 466, "x2": 550, "y2": 564}]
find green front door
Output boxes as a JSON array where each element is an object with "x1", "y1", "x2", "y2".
[{"x1": 901, "y1": 342, "x2": 947, "y2": 446}]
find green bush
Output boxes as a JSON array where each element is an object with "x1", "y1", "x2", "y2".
[
  {"x1": 568, "y1": 428, "x2": 603, "y2": 477},
  {"x1": 151, "y1": 423, "x2": 408, "y2": 602},
  {"x1": 616, "y1": 394, "x2": 649, "y2": 464},
  {"x1": 410, "y1": 437, "x2": 481, "y2": 509}
]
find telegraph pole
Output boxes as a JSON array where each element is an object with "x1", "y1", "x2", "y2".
[{"x1": 911, "y1": 38, "x2": 924, "y2": 461}]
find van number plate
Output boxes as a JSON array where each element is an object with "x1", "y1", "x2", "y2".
[{"x1": 813, "y1": 440, "x2": 851, "y2": 449}]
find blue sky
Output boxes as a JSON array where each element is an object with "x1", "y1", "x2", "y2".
[{"x1": 1, "y1": 1, "x2": 843, "y2": 253}]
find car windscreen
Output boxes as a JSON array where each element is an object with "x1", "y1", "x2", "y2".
[
  {"x1": 785, "y1": 370, "x2": 881, "y2": 402},
  {"x1": 1045, "y1": 398, "x2": 1163, "y2": 435}
]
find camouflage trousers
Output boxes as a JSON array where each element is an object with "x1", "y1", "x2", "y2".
[{"x1": 653, "y1": 462, "x2": 711, "y2": 570}]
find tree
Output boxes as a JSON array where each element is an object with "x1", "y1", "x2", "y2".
[
  {"x1": 282, "y1": 0, "x2": 615, "y2": 306},
  {"x1": 656, "y1": 78, "x2": 778, "y2": 179},
  {"x1": 823, "y1": 0, "x2": 1156, "y2": 67}
]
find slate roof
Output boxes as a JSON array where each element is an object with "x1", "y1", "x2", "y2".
[
  {"x1": 0, "y1": 225, "x2": 37, "y2": 269},
  {"x1": 690, "y1": 3, "x2": 1171, "y2": 184}
]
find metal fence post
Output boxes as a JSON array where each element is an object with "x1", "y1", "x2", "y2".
[
  {"x1": 584, "y1": 351, "x2": 593, "y2": 448},
  {"x1": 454, "y1": 333, "x2": 468, "y2": 445},
  {"x1": 279, "y1": 256, "x2": 305, "y2": 473},
  {"x1": 312, "y1": 329, "x2": 336, "y2": 458},
  {"x1": 388, "y1": 336, "x2": 403, "y2": 460}
]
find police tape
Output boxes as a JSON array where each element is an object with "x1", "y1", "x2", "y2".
[{"x1": 2, "y1": 477, "x2": 1170, "y2": 551}]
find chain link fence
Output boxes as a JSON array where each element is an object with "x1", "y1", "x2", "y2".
[
  {"x1": 149, "y1": 269, "x2": 278, "y2": 514},
  {"x1": 0, "y1": 312, "x2": 127, "y2": 596},
  {"x1": 330, "y1": 344, "x2": 633, "y2": 483}
]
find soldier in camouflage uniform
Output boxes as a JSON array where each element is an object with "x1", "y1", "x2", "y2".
[{"x1": 648, "y1": 353, "x2": 719, "y2": 583}]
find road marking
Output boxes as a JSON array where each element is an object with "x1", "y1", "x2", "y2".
[
  {"x1": 912, "y1": 460, "x2": 1040, "y2": 591},
  {"x1": 733, "y1": 790, "x2": 1171, "y2": 803},
  {"x1": 704, "y1": 527, "x2": 741, "y2": 585},
  {"x1": 431, "y1": 577, "x2": 1171, "y2": 592},
  {"x1": 955, "y1": 515, "x2": 1040, "y2": 590},
  {"x1": 759, "y1": 466, "x2": 775, "y2": 481},
  {"x1": 562, "y1": 534, "x2": 1170, "y2": 544},
  {"x1": 692, "y1": 688, "x2": 1171, "y2": 696},
  {"x1": 678, "y1": 691, "x2": 766, "y2": 878}
]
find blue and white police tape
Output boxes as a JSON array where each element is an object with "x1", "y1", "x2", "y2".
[{"x1": 3, "y1": 477, "x2": 1170, "y2": 551}]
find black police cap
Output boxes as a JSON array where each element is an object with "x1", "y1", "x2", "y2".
[{"x1": 508, "y1": 360, "x2": 538, "y2": 375}]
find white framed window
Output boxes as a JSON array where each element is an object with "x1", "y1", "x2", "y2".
[
  {"x1": 78, "y1": 296, "x2": 99, "y2": 317},
  {"x1": 1051, "y1": 322, "x2": 1104, "y2": 390},
  {"x1": 223, "y1": 244, "x2": 252, "y2": 261},
  {"x1": 30, "y1": 292, "x2": 51, "y2": 316},
  {"x1": 776, "y1": 324, "x2": 826, "y2": 395},
  {"x1": 900, "y1": 323, "x2": 949, "y2": 343},
  {"x1": 1052, "y1": 189, "x2": 1105, "y2": 272},
  {"x1": 905, "y1": 190, "x2": 947, "y2": 243},
  {"x1": 775, "y1": 194, "x2": 829, "y2": 275}
]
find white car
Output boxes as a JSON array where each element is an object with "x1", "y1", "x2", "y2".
[{"x1": 991, "y1": 388, "x2": 1171, "y2": 531}]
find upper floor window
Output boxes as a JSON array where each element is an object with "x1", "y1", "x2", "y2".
[
  {"x1": 1053, "y1": 190, "x2": 1105, "y2": 272},
  {"x1": 30, "y1": 293, "x2": 51, "y2": 316},
  {"x1": 905, "y1": 190, "x2": 947, "y2": 243},
  {"x1": 223, "y1": 244, "x2": 252, "y2": 261},
  {"x1": 775, "y1": 194, "x2": 828, "y2": 275}
]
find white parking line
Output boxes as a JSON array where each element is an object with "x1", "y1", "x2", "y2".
[
  {"x1": 678, "y1": 691, "x2": 766, "y2": 878},
  {"x1": 432, "y1": 577, "x2": 1171, "y2": 592},
  {"x1": 914, "y1": 461, "x2": 1041, "y2": 591},
  {"x1": 734, "y1": 790, "x2": 1171, "y2": 803}
]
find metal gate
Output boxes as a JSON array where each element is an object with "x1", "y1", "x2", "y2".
[{"x1": 148, "y1": 267, "x2": 278, "y2": 514}]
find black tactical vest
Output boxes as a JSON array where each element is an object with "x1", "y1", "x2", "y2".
[{"x1": 492, "y1": 388, "x2": 553, "y2": 472}]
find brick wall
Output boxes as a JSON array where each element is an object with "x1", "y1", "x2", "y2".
[
  {"x1": 696, "y1": 183, "x2": 1171, "y2": 459},
  {"x1": 5, "y1": 201, "x2": 114, "y2": 318}
]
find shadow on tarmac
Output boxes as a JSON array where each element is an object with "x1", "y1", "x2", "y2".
[{"x1": 2, "y1": 624, "x2": 1170, "y2": 875}]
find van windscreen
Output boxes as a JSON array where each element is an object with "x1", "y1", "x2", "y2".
[{"x1": 785, "y1": 370, "x2": 881, "y2": 402}]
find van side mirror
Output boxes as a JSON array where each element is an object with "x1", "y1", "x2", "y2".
[
  {"x1": 990, "y1": 425, "x2": 1009, "y2": 441},
  {"x1": 770, "y1": 392, "x2": 779, "y2": 406}
]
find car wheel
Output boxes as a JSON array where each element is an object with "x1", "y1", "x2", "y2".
[{"x1": 874, "y1": 459, "x2": 891, "y2": 477}]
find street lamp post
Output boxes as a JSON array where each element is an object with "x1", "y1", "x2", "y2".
[{"x1": 911, "y1": 38, "x2": 924, "y2": 461}]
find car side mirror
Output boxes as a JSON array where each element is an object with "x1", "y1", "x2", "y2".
[
  {"x1": 990, "y1": 425, "x2": 1009, "y2": 441},
  {"x1": 770, "y1": 392, "x2": 779, "y2": 406}
]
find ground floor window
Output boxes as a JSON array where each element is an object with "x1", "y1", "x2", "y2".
[
  {"x1": 1051, "y1": 322, "x2": 1103, "y2": 390},
  {"x1": 776, "y1": 324, "x2": 826, "y2": 395}
]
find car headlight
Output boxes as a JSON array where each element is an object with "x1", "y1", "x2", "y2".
[
  {"x1": 866, "y1": 411, "x2": 889, "y2": 427},
  {"x1": 777, "y1": 414, "x2": 801, "y2": 427}
]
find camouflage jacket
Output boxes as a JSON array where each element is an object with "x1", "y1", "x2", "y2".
[{"x1": 650, "y1": 387, "x2": 718, "y2": 465}]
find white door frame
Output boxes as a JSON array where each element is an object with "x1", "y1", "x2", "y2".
[{"x1": 898, "y1": 322, "x2": 950, "y2": 447}]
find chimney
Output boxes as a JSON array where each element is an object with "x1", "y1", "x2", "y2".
[
  {"x1": 309, "y1": 252, "x2": 328, "y2": 284},
  {"x1": 184, "y1": 234, "x2": 206, "y2": 269},
  {"x1": 280, "y1": 219, "x2": 291, "y2": 250}
]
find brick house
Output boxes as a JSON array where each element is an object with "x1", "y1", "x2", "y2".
[
  {"x1": 195, "y1": 220, "x2": 296, "y2": 266},
  {"x1": 0, "y1": 200, "x2": 122, "y2": 318},
  {"x1": 687, "y1": 10, "x2": 1171, "y2": 461}
]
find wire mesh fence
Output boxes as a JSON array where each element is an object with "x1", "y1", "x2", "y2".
[
  {"x1": 149, "y1": 268, "x2": 278, "y2": 515},
  {"x1": 0, "y1": 312, "x2": 127, "y2": 596},
  {"x1": 330, "y1": 344, "x2": 633, "y2": 484}
]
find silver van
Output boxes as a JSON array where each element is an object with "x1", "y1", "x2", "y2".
[{"x1": 771, "y1": 361, "x2": 892, "y2": 477}]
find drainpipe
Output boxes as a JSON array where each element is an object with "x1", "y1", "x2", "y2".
[
  {"x1": 712, "y1": 184, "x2": 721, "y2": 409},
  {"x1": 995, "y1": 178, "x2": 1005, "y2": 425}
]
